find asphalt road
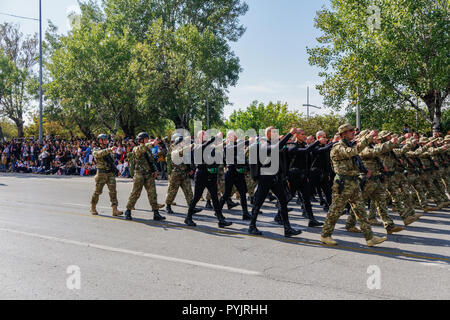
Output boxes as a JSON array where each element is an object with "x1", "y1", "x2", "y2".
[{"x1": 0, "y1": 172, "x2": 449, "y2": 300}]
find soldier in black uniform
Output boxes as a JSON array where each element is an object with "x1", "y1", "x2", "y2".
[
  {"x1": 218, "y1": 131, "x2": 252, "y2": 221},
  {"x1": 184, "y1": 131, "x2": 233, "y2": 228},
  {"x1": 310, "y1": 132, "x2": 336, "y2": 212},
  {"x1": 287, "y1": 129, "x2": 323, "y2": 227},
  {"x1": 249, "y1": 127, "x2": 302, "y2": 237}
]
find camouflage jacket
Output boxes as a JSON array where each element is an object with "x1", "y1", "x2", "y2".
[
  {"x1": 170, "y1": 144, "x2": 193, "y2": 176},
  {"x1": 330, "y1": 135, "x2": 371, "y2": 177},
  {"x1": 358, "y1": 142, "x2": 392, "y2": 175},
  {"x1": 93, "y1": 147, "x2": 114, "y2": 171},
  {"x1": 378, "y1": 137, "x2": 407, "y2": 171},
  {"x1": 133, "y1": 143, "x2": 156, "y2": 174},
  {"x1": 405, "y1": 145, "x2": 434, "y2": 169}
]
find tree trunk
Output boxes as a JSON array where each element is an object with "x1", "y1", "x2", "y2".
[
  {"x1": 422, "y1": 91, "x2": 442, "y2": 133},
  {"x1": 0, "y1": 126, "x2": 3, "y2": 141},
  {"x1": 12, "y1": 119, "x2": 24, "y2": 138},
  {"x1": 78, "y1": 124, "x2": 94, "y2": 140}
]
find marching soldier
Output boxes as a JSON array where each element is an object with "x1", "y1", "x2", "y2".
[
  {"x1": 90, "y1": 134, "x2": 123, "y2": 217},
  {"x1": 184, "y1": 131, "x2": 233, "y2": 228},
  {"x1": 344, "y1": 131, "x2": 404, "y2": 234},
  {"x1": 165, "y1": 135, "x2": 202, "y2": 215},
  {"x1": 124, "y1": 132, "x2": 166, "y2": 221},
  {"x1": 321, "y1": 124, "x2": 387, "y2": 247}
]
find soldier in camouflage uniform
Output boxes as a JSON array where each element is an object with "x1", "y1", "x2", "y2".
[
  {"x1": 345, "y1": 131, "x2": 404, "y2": 234},
  {"x1": 321, "y1": 124, "x2": 387, "y2": 247},
  {"x1": 406, "y1": 137, "x2": 449, "y2": 209},
  {"x1": 403, "y1": 138, "x2": 436, "y2": 212},
  {"x1": 429, "y1": 138, "x2": 450, "y2": 208},
  {"x1": 124, "y1": 132, "x2": 166, "y2": 222},
  {"x1": 377, "y1": 131, "x2": 420, "y2": 225},
  {"x1": 90, "y1": 134, "x2": 123, "y2": 217},
  {"x1": 165, "y1": 135, "x2": 202, "y2": 215}
]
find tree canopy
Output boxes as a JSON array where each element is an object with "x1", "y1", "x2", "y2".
[{"x1": 308, "y1": 0, "x2": 449, "y2": 132}]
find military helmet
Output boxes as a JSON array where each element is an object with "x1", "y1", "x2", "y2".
[
  {"x1": 378, "y1": 131, "x2": 392, "y2": 139},
  {"x1": 97, "y1": 134, "x2": 108, "y2": 141},
  {"x1": 171, "y1": 133, "x2": 181, "y2": 142},
  {"x1": 137, "y1": 132, "x2": 150, "y2": 141},
  {"x1": 359, "y1": 129, "x2": 370, "y2": 137},
  {"x1": 174, "y1": 136, "x2": 184, "y2": 146},
  {"x1": 338, "y1": 123, "x2": 354, "y2": 134},
  {"x1": 419, "y1": 137, "x2": 429, "y2": 144}
]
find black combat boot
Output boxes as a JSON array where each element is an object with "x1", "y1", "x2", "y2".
[
  {"x1": 205, "y1": 200, "x2": 213, "y2": 209},
  {"x1": 242, "y1": 208, "x2": 253, "y2": 221},
  {"x1": 274, "y1": 212, "x2": 283, "y2": 225},
  {"x1": 184, "y1": 209, "x2": 197, "y2": 227},
  {"x1": 249, "y1": 225, "x2": 262, "y2": 236},
  {"x1": 284, "y1": 226, "x2": 302, "y2": 237},
  {"x1": 125, "y1": 210, "x2": 132, "y2": 221},
  {"x1": 249, "y1": 196, "x2": 255, "y2": 205},
  {"x1": 307, "y1": 210, "x2": 323, "y2": 228},
  {"x1": 268, "y1": 193, "x2": 276, "y2": 202},
  {"x1": 153, "y1": 210, "x2": 166, "y2": 221},
  {"x1": 193, "y1": 207, "x2": 203, "y2": 214},
  {"x1": 227, "y1": 199, "x2": 239, "y2": 210},
  {"x1": 166, "y1": 205, "x2": 175, "y2": 214}
]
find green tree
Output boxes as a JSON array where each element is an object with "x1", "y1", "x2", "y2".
[
  {"x1": 308, "y1": 0, "x2": 449, "y2": 132},
  {"x1": 225, "y1": 101, "x2": 300, "y2": 133},
  {"x1": 134, "y1": 20, "x2": 240, "y2": 129},
  {"x1": 0, "y1": 23, "x2": 38, "y2": 137}
]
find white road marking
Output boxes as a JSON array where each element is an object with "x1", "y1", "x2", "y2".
[{"x1": 0, "y1": 226, "x2": 262, "y2": 276}]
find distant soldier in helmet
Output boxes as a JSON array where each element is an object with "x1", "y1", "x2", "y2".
[
  {"x1": 90, "y1": 134, "x2": 123, "y2": 217},
  {"x1": 165, "y1": 135, "x2": 202, "y2": 214},
  {"x1": 124, "y1": 132, "x2": 166, "y2": 221}
]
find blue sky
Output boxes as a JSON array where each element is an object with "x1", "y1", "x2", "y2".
[{"x1": 0, "y1": 0, "x2": 338, "y2": 119}]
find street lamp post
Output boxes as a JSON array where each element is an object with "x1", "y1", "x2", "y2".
[
  {"x1": 39, "y1": 0, "x2": 43, "y2": 143},
  {"x1": 302, "y1": 86, "x2": 321, "y2": 118}
]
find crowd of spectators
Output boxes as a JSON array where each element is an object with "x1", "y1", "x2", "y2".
[{"x1": 0, "y1": 136, "x2": 169, "y2": 179}]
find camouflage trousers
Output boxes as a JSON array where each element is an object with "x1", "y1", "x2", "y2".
[
  {"x1": 165, "y1": 172, "x2": 193, "y2": 205},
  {"x1": 432, "y1": 169, "x2": 449, "y2": 203},
  {"x1": 245, "y1": 172, "x2": 258, "y2": 197},
  {"x1": 90, "y1": 172, "x2": 118, "y2": 207},
  {"x1": 421, "y1": 171, "x2": 447, "y2": 206},
  {"x1": 407, "y1": 172, "x2": 430, "y2": 208},
  {"x1": 322, "y1": 178, "x2": 374, "y2": 241},
  {"x1": 346, "y1": 178, "x2": 394, "y2": 231},
  {"x1": 386, "y1": 174, "x2": 415, "y2": 222},
  {"x1": 126, "y1": 172, "x2": 158, "y2": 211}
]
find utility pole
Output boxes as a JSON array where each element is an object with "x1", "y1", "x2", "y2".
[
  {"x1": 39, "y1": 0, "x2": 43, "y2": 143},
  {"x1": 302, "y1": 86, "x2": 321, "y2": 118},
  {"x1": 356, "y1": 86, "x2": 361, "y2": 130},
  {"x1": 206, "y1": 99, "x2": 210, "y2": 130}
]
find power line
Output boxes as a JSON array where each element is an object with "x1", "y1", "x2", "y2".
[{"x1": 0, "y1": 12, "x2": 39, "y2": 22}]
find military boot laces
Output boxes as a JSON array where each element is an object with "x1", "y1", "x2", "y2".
[
  {"x1": 125, "y1": 210, "x2": 132, "y2": 221},
  {"x1": 366, "y1": 236, "x2": 387, "y2": 247},
  {"x1": 112, "y1": 205, "x2": 123, "y2": 217}
]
